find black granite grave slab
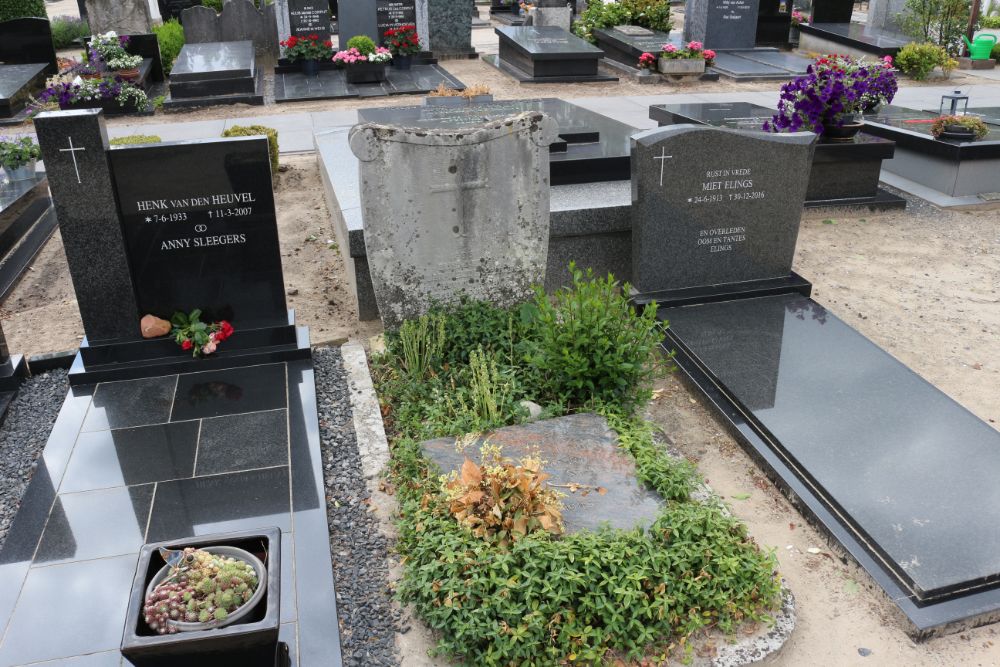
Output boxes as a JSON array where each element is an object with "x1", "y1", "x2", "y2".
[
  {"x1": 709, "y1": 49, "x2": 812, "y2": 80},
  {"x1": 357, "y1": 97, "x2": 637, "y2": 184},
  {"x1": 663, "y1": 292, "x2": 1000, "y2": 637},
  {"x1": 651, "y1": 102, "x2": 906, "y2": 210},
  {"x1": 274, "y1": 63, "x2": 465, "y2": 102},
  {"x1": 109, "y1": 136, "x2": 287, "y2": 330},
  {"x1": 797, "y1": 22, "x2": 909, "y2": 57},
  {"x1": 0, "y1": 63, "x2": 47, "y2": 119},
  {"x1": 492, "y1": 26, "x2": 619, "y2": 83},
  {"x1": 862, "y1": 105, "x2": 1000, "y2": 160},
  {"x1": 0, "y1": 17, "x2": 58, "y2": 75},
  {"x1": 593, "y1": 26, "x2": 676, "y2": 66},
  {"x1": 0, "y1": 174, "x2": 58, "y2": 300},
  {"x1": 968, "y1": 107, "x2": 1000, "y2": 124},
  {"x1": 164, "y1": 41, "x2": 264, "y2": 108},
  {"x1": 0, "y1": 359, "x2": 344, "y2": 665}
]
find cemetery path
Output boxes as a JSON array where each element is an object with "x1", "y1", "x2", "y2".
[
  {"x1": 649, "y1": 374, "x2": 1000, "y2": 666},
  {"x1": 1, "y1": 154, "x2": 383, "y2": 357}
]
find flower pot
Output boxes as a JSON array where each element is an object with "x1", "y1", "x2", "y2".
[
  {"x1": 144, "y1": 546, "x2": 267, "y2": 633},
  {"x1": 658, "y1": 58, "x2": 706, "y2": 75},
  {"x1": 345, "y1": 62, "x2": 388, "y2": 84},
  {"x1": 821, "y1": 121, "x2": 864, "y2": 142},
  {"x1": 3, "y1": 160, "x2": 36, "y2": 182},
  {"x1": 938, "y1": 125, "x2": 978, "y2": 141},
  {"x1": 393, "y1": 54, "x2": 413, "y2": 70},
  {"x1": 115, "y1": 67, "x2": 141, "y2": 81},
  {"x1": 300, "y1": 58, "x2": 320, "y2": 77},
  {"x1": 80, "y1": 72, "x2": 103, "y2": 80}
]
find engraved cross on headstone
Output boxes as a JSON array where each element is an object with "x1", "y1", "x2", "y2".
[
  {"x1": 654, "y1": 147, "x2": 673, "y2": 187},
  {"x1": 430, "y1": 162, "x2": 488, "y2": 237},
  {"x1": 59, "y1": 137, "x2": 86, "y2": 184}
]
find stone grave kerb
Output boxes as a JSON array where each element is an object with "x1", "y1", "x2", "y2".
[{"x1": 34, "y1": 109, "x2": 141, "y2": 343}]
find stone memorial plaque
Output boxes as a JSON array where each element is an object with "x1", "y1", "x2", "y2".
[
  {"x1": 684, "y1": 0, "x2": 759, "y2": 49},
  {"x1": 376, "y1": 0, "x2": 416, "y2": 37},
  {"x1": 614, "y1": 24, "x2": 654, "y2": 36},
  {"x1": 349, "y1": 112, "x2": 559, "y2": 328},
  {"x1": 287, "y1": 0, "x2": 330, "y2": 40},
  {"x1": 630, "y1": 125, "x2": 815, "y2": 294},
  {"x1": 110, "y1": 137, "x2": 287, "y2": 329}
]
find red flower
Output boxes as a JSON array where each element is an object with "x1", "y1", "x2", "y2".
[
  {"x1": 217, "y1": 321, "x2": 234, "y2": 341},
  {"x1": 324, "y1": 39, "x2": 332, "y2": 48},
  {"x1": 286, "y1": 36, "x2": 298, "y2": 47},
  {"x1": 309, "y1": 34, "x2": 318, "y2": 40},
  {"x1": 181, "y1": 339, "x2": 193, "y2": 351}
]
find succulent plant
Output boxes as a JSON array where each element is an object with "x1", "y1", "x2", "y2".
[{"x1": 143, "y1": 548, "x2": 259, "y2": 635}]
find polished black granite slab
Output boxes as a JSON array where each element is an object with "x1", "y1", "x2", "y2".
[
  {"x1": 798, "y1": 22, "x2": 909, "y2": 56},
  {"x1": 709, "y1": 50, "x2": 812, "y2": 80},
  {"x1": 650, "y1": 102, "x2": 905, "y2": 210},
  {"x1": 593, "y1": 26, "x2": 676, "y2": 63},
  {"x1": 274, "y1": 64, "x2": 465, "y2": 103},
  {"x1": 861, "y1": 105, "x2": 1000, "y2": 160},
  {"x1": 968, "y1": 107, "x2": 1000, "y2": 125},
  {"x1": 493, "y1": 26, "x2": 618, "y2": 83},
  {"x1": 0, "y1": 63, "x2": 48, "y2": 118},
  {"x1": 0, "y1": 174, "x2": 57, "y2": 301},
  {"x1": 0, "y1": 359, "x2": 343, "y2": 666},
  {"x1": 664, "y1": 293, "x2": 1000, "y2": 631},
  {"x1": 169, "y1": 40, "x2": 256, "y2": 82},
  {"x1": 357, "y1": 97, "x2": 636, "y2": 184}
]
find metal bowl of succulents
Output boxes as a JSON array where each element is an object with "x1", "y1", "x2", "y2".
[{"x1": 142, "y1": 546, "x2": 266, "y2": 634}]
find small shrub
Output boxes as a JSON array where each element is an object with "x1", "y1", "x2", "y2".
[
  {"x1": 397, "y1": 312, "x2": 446, "y2": 378},
  {"x1": 441, "y1": 442, "x2": 564, "y2": 545},
  {"x1": 573, "y1": 0, "x2": 672, "y2": 43},
  {"x1": 0, "y1": 0, "x2": 46, "y2": 21},
  {"x1": 345, "y1": 35, "x2": 377, "y2": 55},
  {"x1": 895, "y1": 41, "x2": 951, "y2": 79},
  {"x1": 981, "y1": 16, "x2": 1000, "y2": 28},
  {"x1": 50, "y1": 15, "x2": 89, "y2": 49},
  {"x1": 993, "y1": 43, "x2": 1000, "y2": 60},
  {"x1": 153, "y1": 19, "x2": 185, "y2": 75},
  {"x1": 520, "y1": 263, "x2": 665, "y2": 411},
  {"x1": 110, "y1": 134, "x2": 162, "y2": 146},
  {"x1": 222, "y1": 125, "x2": 279, "y2": 173}
]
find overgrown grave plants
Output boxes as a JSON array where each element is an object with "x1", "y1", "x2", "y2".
[{"x1": 372, "y1": 264, "x2": 784, "y2": 665}]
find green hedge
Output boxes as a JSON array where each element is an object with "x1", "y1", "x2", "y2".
[
  {"x1": 0, "y1": 0, "x2": 46, "y2": 21},
  {"x1": 222, "y1": 125, "x2": 279, "y2": 173},
  {"x1": 152, "y1": 19, "x2": 185, "y2": 75}
]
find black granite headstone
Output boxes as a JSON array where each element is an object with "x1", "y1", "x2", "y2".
[
  {"x1": 109, "y1": 137, "x2": 287, "y2": 329},
  {"x1": 630, "y1": 125, "x2": 816, "y2": 295},
  {"x1": 0, "y1": 18, "x2": 58, "y2": 75},
  {"x1": 810, "y1": 0, "x2": 855, "y2": 24},
  {"x1": 684, "y1": 0, "x2": 760, "y2": 49},
  {"x1": 287, "y1": 0, "x2": 332, "y2": 40},
  {"x1": 376, "y1": 0, "x2": 416, "y2": 37}
]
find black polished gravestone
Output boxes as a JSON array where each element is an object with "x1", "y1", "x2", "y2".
[
  {"x1": 650, "y1": 102, "x2": 906, "y2": 210},
  {"x1": 630, "y1": 124, "x2": 816, "y2": 303},
  {"x1": 377, "y1": 0, "x2": 416, "y2": 36},
  {"x1": 164, "y1": 41, "x2": 263, "y2": 108},
  {"x1": 357, "y1": 97, "x2": 636, "y2": 184},
  {"x1": 34, "y1": 109, "x2": 308, "y2": 384},
  {"x1": 489, "y1": 26, "x2": 618, "y2": 83},
  {"x1": 287, "y1": 0, "x2": 332, "y2": 40},
  {"x1": 684, "y1": 0, "x2": 759, "y2": 49},
  {"x1": 0, "y1": 18, "x2": 58, "y2": 122},
  {"x1": 593, "y1": 25, "x2": 678, "y2": 67}
]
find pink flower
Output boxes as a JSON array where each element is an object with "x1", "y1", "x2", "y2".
[
  {"x1": 663, "y1": 44, "x2": 678, "y2": 53},
  {"x1": 687, "y1": 41, "x2": 703, "y2": 51},
  {"x1": 703, "y1": 49, "x2": 716, "y2": 60},
  {"x1": 202, "y1": 341, "x2": 217, "y2": 355}
]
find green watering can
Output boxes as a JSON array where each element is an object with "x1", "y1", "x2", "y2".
[{"x1": 964, "y1": 33, "x2": 998, "y2": 60}]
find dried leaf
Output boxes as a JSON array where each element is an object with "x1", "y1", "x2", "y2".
[
  {"x1": 460, "y1": 458, "x2": 482, "y2": 486},
  {"x1": 597, "y1": 486, "x2": 608, "y2": 496}
]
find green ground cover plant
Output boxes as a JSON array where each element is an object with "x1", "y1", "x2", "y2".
[{"x1": 373, "y1": 268, "x2": 782, "y2": 665}]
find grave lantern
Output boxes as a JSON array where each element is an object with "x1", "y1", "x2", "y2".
[{"x1": 939, "y1": 90, "x2": 970, "y2": 116}]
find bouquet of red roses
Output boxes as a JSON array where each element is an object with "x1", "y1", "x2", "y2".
[
  {"x1": 171, "y1": 309, "x2": 234, "y2": 358},
  {"x1": 383, "y1": 25, "x2": 421, "y2": 57}
]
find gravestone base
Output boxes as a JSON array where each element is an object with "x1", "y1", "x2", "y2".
[
  {"x1": 0, "y1": 175, "x2": 59, "y2": 302},
  {"x1": 491, "y1": 26, "x2": 618, "y2": 83},
  {"x1": 0, "y1": 64, "x2": 48, "y2": 121},
  {"x1": 68, "y1": 310, "x2": 311, "y2": 385},
  {"x1": 0, "y1": 354, "x2": 28, "y2": 393},
  {"x1": 958, "y1": 57, "x2": 996, "y2": 70},
  {"x1": 631, "y1": 271, "x2": 812, "y2": 308},
  {"x1": 274, "y1": 64, "x2": 464, "y2": 102}
]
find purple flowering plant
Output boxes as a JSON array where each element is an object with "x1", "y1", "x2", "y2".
[
  {"x1": 38, "y1": 76, "x2": 148, "y2": 111},
  {"x1": 764, "y1": 54, "x2": 897, "y2": 135}
]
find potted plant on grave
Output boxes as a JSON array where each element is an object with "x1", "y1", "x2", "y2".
[
  {"x1": 333, "y1": 35, "x2": 392, "y2": 84},
  {"x1": 637, "y1": 51, "x2": 659, "y2": 75},
  {"x1": 764, "y1": 54, "x2": 897, "y2": 142},
  {"x1": 89, "y1": 31, "x2": 143, "y2": 81},
  {"x1": 931, "y1": 114, "x2": 990, "y2": 141},
  {"x1": 279, "y1": 33, "x2": 334, "y2": 77},
  {"x1": 657, "y1": 41, "x2": 716, "y2": 75},
  {"x1": 0, "y1": 136, "x2": 41, "y2": 183},
  {"x1": 37, "y1": 76, "x2": 149, "y2": 114},
  {"x1": 143, "y1": 546, "x2": 264, "y2": 634},
  {"x1": 384, "y1": 24, "x2": 421, "y2": 70},
  {"x1": 789, "y1": 9, "x2": 808, "y2": 44}
]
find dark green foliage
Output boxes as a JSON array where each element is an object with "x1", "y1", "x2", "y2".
[
  {"x1": 573, "y1": 0, "x2": 672, "y2": 43},
  {"x1": 152, "y1": 19, "x2": 185, "y2": 75},
  {"x1": 0, "y1": 0, "x2": 46, "y2": 21},
  {"x1": 222, "y1": 125, "x2": 279, "y2": 173},
  {"x1": 520, "y1": 263, "x2": 665, "y2": 411},
  {"x1": 992, "y1": 43, "x2": 1000, "y2": 60},
  {"x1": 50, "y1": 15, "x2": 89, "y2": 49},
  {"x1": 899, "y1": 0, "x2": 969, "y2": 54},
  {"x1": 201, "y1": 0, "x2": 223, "y2": 10},
  {"x1": 346, "y1": 34, "x2": 377, "y2": 55}
]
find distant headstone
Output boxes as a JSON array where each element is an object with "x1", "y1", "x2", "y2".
[
  {"x1": 866, "y1": 0, "x2": 906, "y2": 32},
  {"x1": 331, "y1": 0, "x2": 375, "y2": 42},
  {"x1": 684, "y1": 0, "x2": 759, "y2": 49},
  {"x1": 84, "y1": 0, "x2": 151, "y2": 34},
  {"x1": 416, "y1": 0, "x2": 475, "y2": 56},
  {"x1": 630, "y1": 125, "x2": 816, "y2": 295},
  {"x1": 0, "y1": 18, "x2": 57, "y2": 75},
  {"x1": 349, "y1": 111, "x2": 559, "y2": 328},
  {"x1": 811, "y1": 0, "x2": 855, "y2": 24},
  {"x1": 377, "y1": 0, "x2": 417, "y2": 37}
]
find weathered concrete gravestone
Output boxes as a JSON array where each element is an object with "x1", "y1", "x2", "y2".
[
  {"x1": 181, "y1": 0, "x2": 278, "y2": 58},
  {"x1": 83, "y1": 0, "x2": 151, "y2": 34},
  {"x1": 349, "y1": 111, "x2": 559, "y2": 328},
  {"x1": 630, "y1": 125, "x2": 816, "y2": 295}
]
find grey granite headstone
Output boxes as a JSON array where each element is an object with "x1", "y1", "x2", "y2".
[
  {"x1": 276, "y1": 0, "x2": 331, "y2": 43},
  {"x1": 530, "y1": 6, "x2": 572, "y2": 31},
  {"x1": 349, "y1": 111, "x2": 559, "y2": 328},
  {"x1": 219, "y1": 0, "x2": 279, "y2": 57},
  {"x1": 181, "y1": 5, "x2": 223, "y2": 43},
  {"x1": 337, "y1": 0, "x2": 377, "y2": 42},
  {"x1": 377, "y1": 0, "x2": 417, "y2": 37},
  {"x1": 867, "y1": 0, "x2": 907, "y2": 32},
  {"x1": 417, "y1": 0, "x2": 475, "y2": 56},
  {"x1": 83, "y1": 0, "x2": 151, "y2": 34},
  {"x1": 421, "y1": 413, "x2": 664, "y2": 533},
  {"x1": 630, "y1": 125, "x2": 816, "y2": 294},
  {"x1": 34, "y1": 110, "x2": 140, "y2": 343},
  {"x1": 684, "y1": 0, "x2": 759, "y2": 49}
]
